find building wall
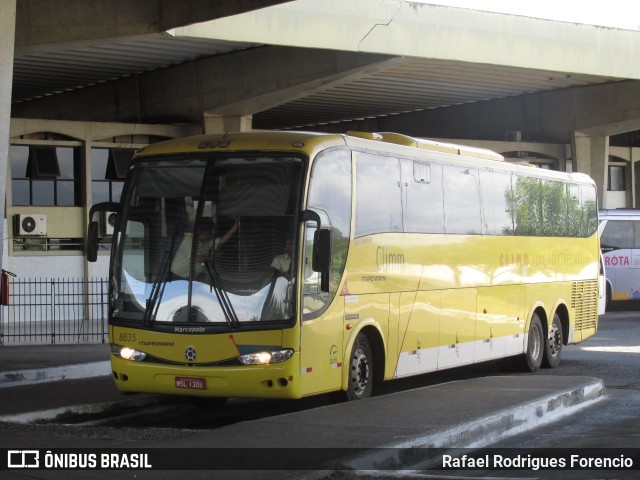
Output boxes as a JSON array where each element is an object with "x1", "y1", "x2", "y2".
[{"x1": 5, "y1": 118, "x2": 198, "y2": 280}]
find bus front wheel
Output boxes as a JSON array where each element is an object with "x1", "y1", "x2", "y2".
[
  {"x1": 542, "y1": 313, "x2": 563, "y2": 369},
  {"x1": 518, "y1": 313, "x2": 544, "y2": 372},
  {"x1": 346, "y1": 333, "x2": 374, "y2": 401}
]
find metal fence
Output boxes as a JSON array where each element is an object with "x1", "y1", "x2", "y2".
[{"x1": 0, "y1": 277, "x2": 108, "y2": 345}]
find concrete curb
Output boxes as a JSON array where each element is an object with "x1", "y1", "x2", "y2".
[
  {"x1": 0, "y1": 361, "x2": 111, "y2": 388},
  {"x1": 345, "y1": 377, "x2": 606, "y2": 471}
]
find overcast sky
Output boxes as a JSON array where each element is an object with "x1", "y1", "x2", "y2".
[{"x1": 417, "y1": 1, "x2": 640, "y2": 30}]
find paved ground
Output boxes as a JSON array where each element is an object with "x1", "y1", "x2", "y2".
[{"x1": 0, "y1": 343, "x2": 609, "y2": 479}]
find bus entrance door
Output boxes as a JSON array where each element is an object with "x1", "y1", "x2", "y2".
[{"x1": 299, "y1": 304, "x2": 344, "y2": 397}]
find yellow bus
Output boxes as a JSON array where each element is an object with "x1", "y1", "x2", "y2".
[{"x1": 87, "y1": 131, "x2": 600, "y2": 401}]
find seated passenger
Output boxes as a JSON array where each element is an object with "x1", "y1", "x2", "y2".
[
  {"x1": 171, "y1": 218, "x2": 238, "y2": 279},
  {"x1": 271, "y1": 238, "x2": 292, "y2": 280},
  {"x1": 262, "y1": 237, "x2": 294, "y2": 320}
]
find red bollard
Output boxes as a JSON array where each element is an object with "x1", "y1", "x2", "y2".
[{"x1": 1, "y1": 269, "x2": 16, "y2": 306}]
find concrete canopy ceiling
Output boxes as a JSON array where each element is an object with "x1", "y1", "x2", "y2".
[{"x1": 11, "y1": 0, "x2": 629, "y2": 131}]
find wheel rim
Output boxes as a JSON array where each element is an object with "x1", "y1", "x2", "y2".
[
  {"x1": 350, "y1": 348, "x2": 370, "y2": 397},
  {"x1": 548, "y1": 321, "x2": 562, "y2": 358},
  {"x1": 529, "y1": 322, "x2": 542, "y2": 360}
]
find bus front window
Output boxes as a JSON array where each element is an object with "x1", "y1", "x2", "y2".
[{"x1": 111, "y1": 156, "x2": 303, "y2": 327}]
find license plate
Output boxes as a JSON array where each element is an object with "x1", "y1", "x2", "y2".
[{"x1": 175, "y1": 376, "x2": 206, "y2": 390}]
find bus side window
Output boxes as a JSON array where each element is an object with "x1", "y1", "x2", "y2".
[
  {"x1": 479, "y1": 170, "x2": 513, "y2": 235},
  {"x1": 355, "y1": 153, "x2": 402, "y2": 236},
  {"x1": 601, "y1": 220, "x2": 634, "y2": 249},
  {"x1": 303, "y1": 149, "x2": 352, "y2": 317},
  {"x1": 443, "y1": 165, "x2": 482, "y2": 234},
  {"x1": 402, "y1": 159, "x2": 444, "y2": 234},
  {"x1": 634, "y1": 220, "x2": 640, "y2": 249}
]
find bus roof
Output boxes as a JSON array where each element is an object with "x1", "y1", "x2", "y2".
[
  {"x1": 134, "y1": 130, "x2": 347, "y2": 158},
  {"x1": 345, "y1": 131, "x2": 504, "y2": 161},
  {"x1": 137, "y1": 130, "x2": 504, "y2": 162},
  {"x1": 133, "y1": 130, "x2": 595, "y2": 185}
]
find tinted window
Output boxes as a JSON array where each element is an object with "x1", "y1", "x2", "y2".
[
  {"x1": 480, "y1": 171, "x2": 513, "y2": 235},
  {"x1": 540, "y1": 180, "x2": 568, "y2": 237},
  {"x1": 601, "y1": 220, "x2": 637, "y2": 249},
  {"x1": 92, "y1": 148, "x2": 130, "y2": 204},
  {"x1": 582, "y1": 185, "x2": 598, "y2": 237},
  {"x1": 402, "y1": 159, "x2": 444, "y2": 234},
  {"x1": 308, "y1": 149, "x2": 352, "y2": 293},
  {"x1": 443, "y1": 165, "x2": 481, "y2": 234},
  {"x1": 10, "y1": 145, "x2": 80, "y2": 206},
  {"x1": 355, "y1": 153, "x2": 402, "y2": 236},
  {"x1": 304, "y1": 149, "x2": 352, "y2": 315},
  {"x1": 509, "y1": 177, "x2": 542, "y2": 236},
  {"x1": 309, "y1": 149, "x2": 352, "y2": 243}
]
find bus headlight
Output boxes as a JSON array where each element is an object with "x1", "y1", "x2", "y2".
[
  {"x1": 111, "y1": 344, "x2": 147, "y2": 362},
  {"x1": 238, "y1": 349, "x2": 293, "y2": 365}
]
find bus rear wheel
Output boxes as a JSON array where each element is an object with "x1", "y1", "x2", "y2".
[
  {"x1": 517, "y1": 313, "x2": 544, "y2": 372},
  {"x1": 346, "y1": 333, "x2": 374, "y2": 401},
  {"x1": 542, "y1": 313, "x2": 563, "y2": 368}
]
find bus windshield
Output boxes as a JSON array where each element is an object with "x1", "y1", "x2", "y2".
[{"x1": 111, "y1": 155, "x2": 304, "y2": 327}]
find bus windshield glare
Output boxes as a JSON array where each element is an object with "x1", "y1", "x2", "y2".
[{"x1": 111, "y1": 156, "x2": 303, "y2": 327}]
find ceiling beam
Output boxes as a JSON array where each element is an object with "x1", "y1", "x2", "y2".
[
  {"x1": 15, "y1": 0, "x2": 291, "y2": 52},
  {"x1": 11, "y1": 46, "x2": 393, "y2": 125}
]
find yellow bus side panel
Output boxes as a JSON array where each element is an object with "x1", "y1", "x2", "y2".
[
  {"x1": 343, "y1": 232, "x2": 598, "y2": 377},
  {"x1": 524, "y1": 282, "x2": 569, "y2": 328},
  {"x1": 476, "y1": 285, "x2": 526, "y2": 361},
  {"x1": 394, "y1": 290, "x2": 440, "y2": 378},
  {"x1": 386, "y1": 292, "x2": 401, "y2": 380},
  {"x1": 438, "y1": 288, "x2": 476, "y2": 369},
  {"x1": 339, "y1": 293, "x2": 390, "y2": 391},
  {"x1": 299, "y1": 302, "x2": 344, "y2": 397}
]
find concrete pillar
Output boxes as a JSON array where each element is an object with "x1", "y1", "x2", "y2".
[
  {"x1": 0, "y1": 1, "x2": 16, "y2": 273},
  {"x1": 573, "y1": 133, "x2": 609, "y2": 208},
  {"x1": 203, "y1": 114, "x2": 253, "y2": 134}
]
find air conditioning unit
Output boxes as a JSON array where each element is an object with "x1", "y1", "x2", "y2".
[
  {"x1": 102, "y1": 211, "x2": 117, "y2": 235},
  {"x1": 15, "y1": 214, "x2": 47, "y2": 236}
]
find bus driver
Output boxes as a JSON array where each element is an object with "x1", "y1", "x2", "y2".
[
  {"x1": 271, "y1": 238, "x2": 293, "y2": 280},
  {"x1": 171, "y1": 218, "x2": 238, "y2": 279}
]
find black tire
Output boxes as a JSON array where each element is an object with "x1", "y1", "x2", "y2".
[
  {"x1": 542, "y1": 313, "x2": 563, "y2": 369},
  {"x1": 516, "y1": 313, "x2": 544, "y2": 372},
  {"x1": 346, "y1": 333, "x2": 374, "y2": 401}
]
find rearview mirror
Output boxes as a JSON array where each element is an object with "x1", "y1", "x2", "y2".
[
  {"x1": 87, "y1": 221, "x2": 99, "y2": 262},
  {"x1": 312, "y1": 229, "x2": 331, "y2": 273},
  {"x1": 87, "y1": 201, "x2": 119, "y2": 262}
]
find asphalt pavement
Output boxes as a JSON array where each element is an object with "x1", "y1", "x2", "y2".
[
  {"x1": 0, "y1": 342, "x2": 608, "y2": 478},
  {"x1": 0, "y1": 343, "x2": 111, "y2": 388}
]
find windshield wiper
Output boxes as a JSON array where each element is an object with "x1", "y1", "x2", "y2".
[
  {"x1": 204, "y1": 260, "x2": 240, "y2": 329},
  {"x1": 144, "y1": 251, "x2": 170, "y2": 326}
]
